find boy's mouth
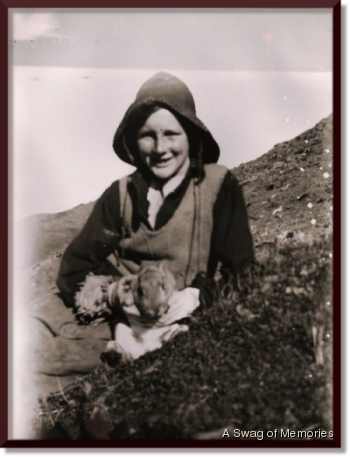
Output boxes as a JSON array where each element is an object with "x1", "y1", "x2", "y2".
[{"x1": 152, "y1": 156, "x2": 173, "y2": 168}]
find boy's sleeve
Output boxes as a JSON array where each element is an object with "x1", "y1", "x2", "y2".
[
  {"x1": 191, "y1": 171, "x2": 254, "y2": 307},
  {"x1": 209, "y1": 171, "x2": 255, "y2": 275},
  {"x1": 56, "y1": 181, "x2": 122, "y2": 307}
]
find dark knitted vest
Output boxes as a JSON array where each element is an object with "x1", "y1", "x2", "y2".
[{"x1": 108, "y1": 164, "x2": 227, "y2": 289}]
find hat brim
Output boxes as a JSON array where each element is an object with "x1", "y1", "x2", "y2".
[{"x1": 113, "y1": 99, "x2": 220, "y2": 166}]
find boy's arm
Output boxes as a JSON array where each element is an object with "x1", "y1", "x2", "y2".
[
  {"x1": 56, "y1": 181, "x2": 122, "y2": 307},
  {"x1": 210, "y1": 171, "x2": 255, "y2": 274},
  {"x1": 191, "y1": 171, "x2": 255, "y2": 306}
]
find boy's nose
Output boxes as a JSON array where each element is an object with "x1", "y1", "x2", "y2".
[{"x1": 155, "y1": 136, "x2": 167, "y2": 154}]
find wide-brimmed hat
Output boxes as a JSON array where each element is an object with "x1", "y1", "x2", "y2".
[{"x1": 112, "y1": 72, "x2": 220, "y2": 166}]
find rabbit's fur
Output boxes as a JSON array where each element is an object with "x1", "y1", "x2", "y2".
[{"x1": 109, "y1": 263, "x2": 176, "y2": 320}]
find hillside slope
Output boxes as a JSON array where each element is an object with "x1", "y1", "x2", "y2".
[{"x1": 233, "y1": 115, "x2": 332, "y2": 252}]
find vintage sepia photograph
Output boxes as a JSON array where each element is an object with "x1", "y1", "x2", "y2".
[{"x1": 6, "y1": 5, "x2": 338, "y2": 445}]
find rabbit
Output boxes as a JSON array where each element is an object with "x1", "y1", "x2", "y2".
[{"x1": 108, "y1": 262, "x2": 176, "y2": 321}]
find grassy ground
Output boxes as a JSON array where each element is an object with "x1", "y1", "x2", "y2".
[{"x1": 36, "y1": 239, "x2": 332, "y2": 441}]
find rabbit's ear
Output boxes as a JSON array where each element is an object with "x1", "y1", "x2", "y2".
[
  {"x1": 119, "y1": 274, "x2": 138, "y2": 291},
  {"x1": 166, "y1": 269, "x2": 176, "y2": 293},
  {"x1": 158, "y1": 262, "x2": 176, "y2": 292},
  {"x1": 158, "y1": 261, "x2": 169, "y2": 275}
]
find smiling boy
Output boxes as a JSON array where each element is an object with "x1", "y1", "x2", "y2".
[{"x1": 57, "y1": 72, "x2": 254, "y2": 312}]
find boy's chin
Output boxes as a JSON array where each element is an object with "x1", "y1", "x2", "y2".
[{"x1": 150, "y1": 167, "x2": 176, "y2": 182}]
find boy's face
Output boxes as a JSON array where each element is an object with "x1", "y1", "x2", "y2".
[{"x1": 136, "y1": 108, "x2": 190, "y2": 182}]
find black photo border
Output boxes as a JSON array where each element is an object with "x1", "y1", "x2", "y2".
[{"x1": 0, "y1": 0, "x2": 341, "y2": 448}]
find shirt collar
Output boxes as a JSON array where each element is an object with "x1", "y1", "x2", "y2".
[
  {"x1": 152, "y1": 157, "x2": 190, "y2": 198},
  {"x1": 128, "y1": 158, "x2": 192, "y2": 226}
]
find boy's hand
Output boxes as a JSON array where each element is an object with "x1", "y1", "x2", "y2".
[{"x1": 191, "y1": 272, "x2": 216, "y2": 307}]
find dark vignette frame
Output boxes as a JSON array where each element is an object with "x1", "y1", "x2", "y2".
[{"x1": 0, "y1": 0, "x2": 341, "y2": 449}]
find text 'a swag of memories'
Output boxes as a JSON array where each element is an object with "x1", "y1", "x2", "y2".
[{"x1": 221, "y1": 427, "x2": 334, "y2": 440}]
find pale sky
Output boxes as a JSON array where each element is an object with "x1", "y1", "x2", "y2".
[
  {"x1": 10, "y1": 9, "x2": 332, "y2": 71},
  {"x1": 8, "y1": 9, "x2": 333, "y2": 220}
]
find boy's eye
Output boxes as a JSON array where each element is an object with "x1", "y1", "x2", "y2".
[
  {"x1": 164, "y1": 130, "x2": 179, "y2": 137},
  {"x1": 137, "y1": 131, "x2": 154, "y2": 140}
]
